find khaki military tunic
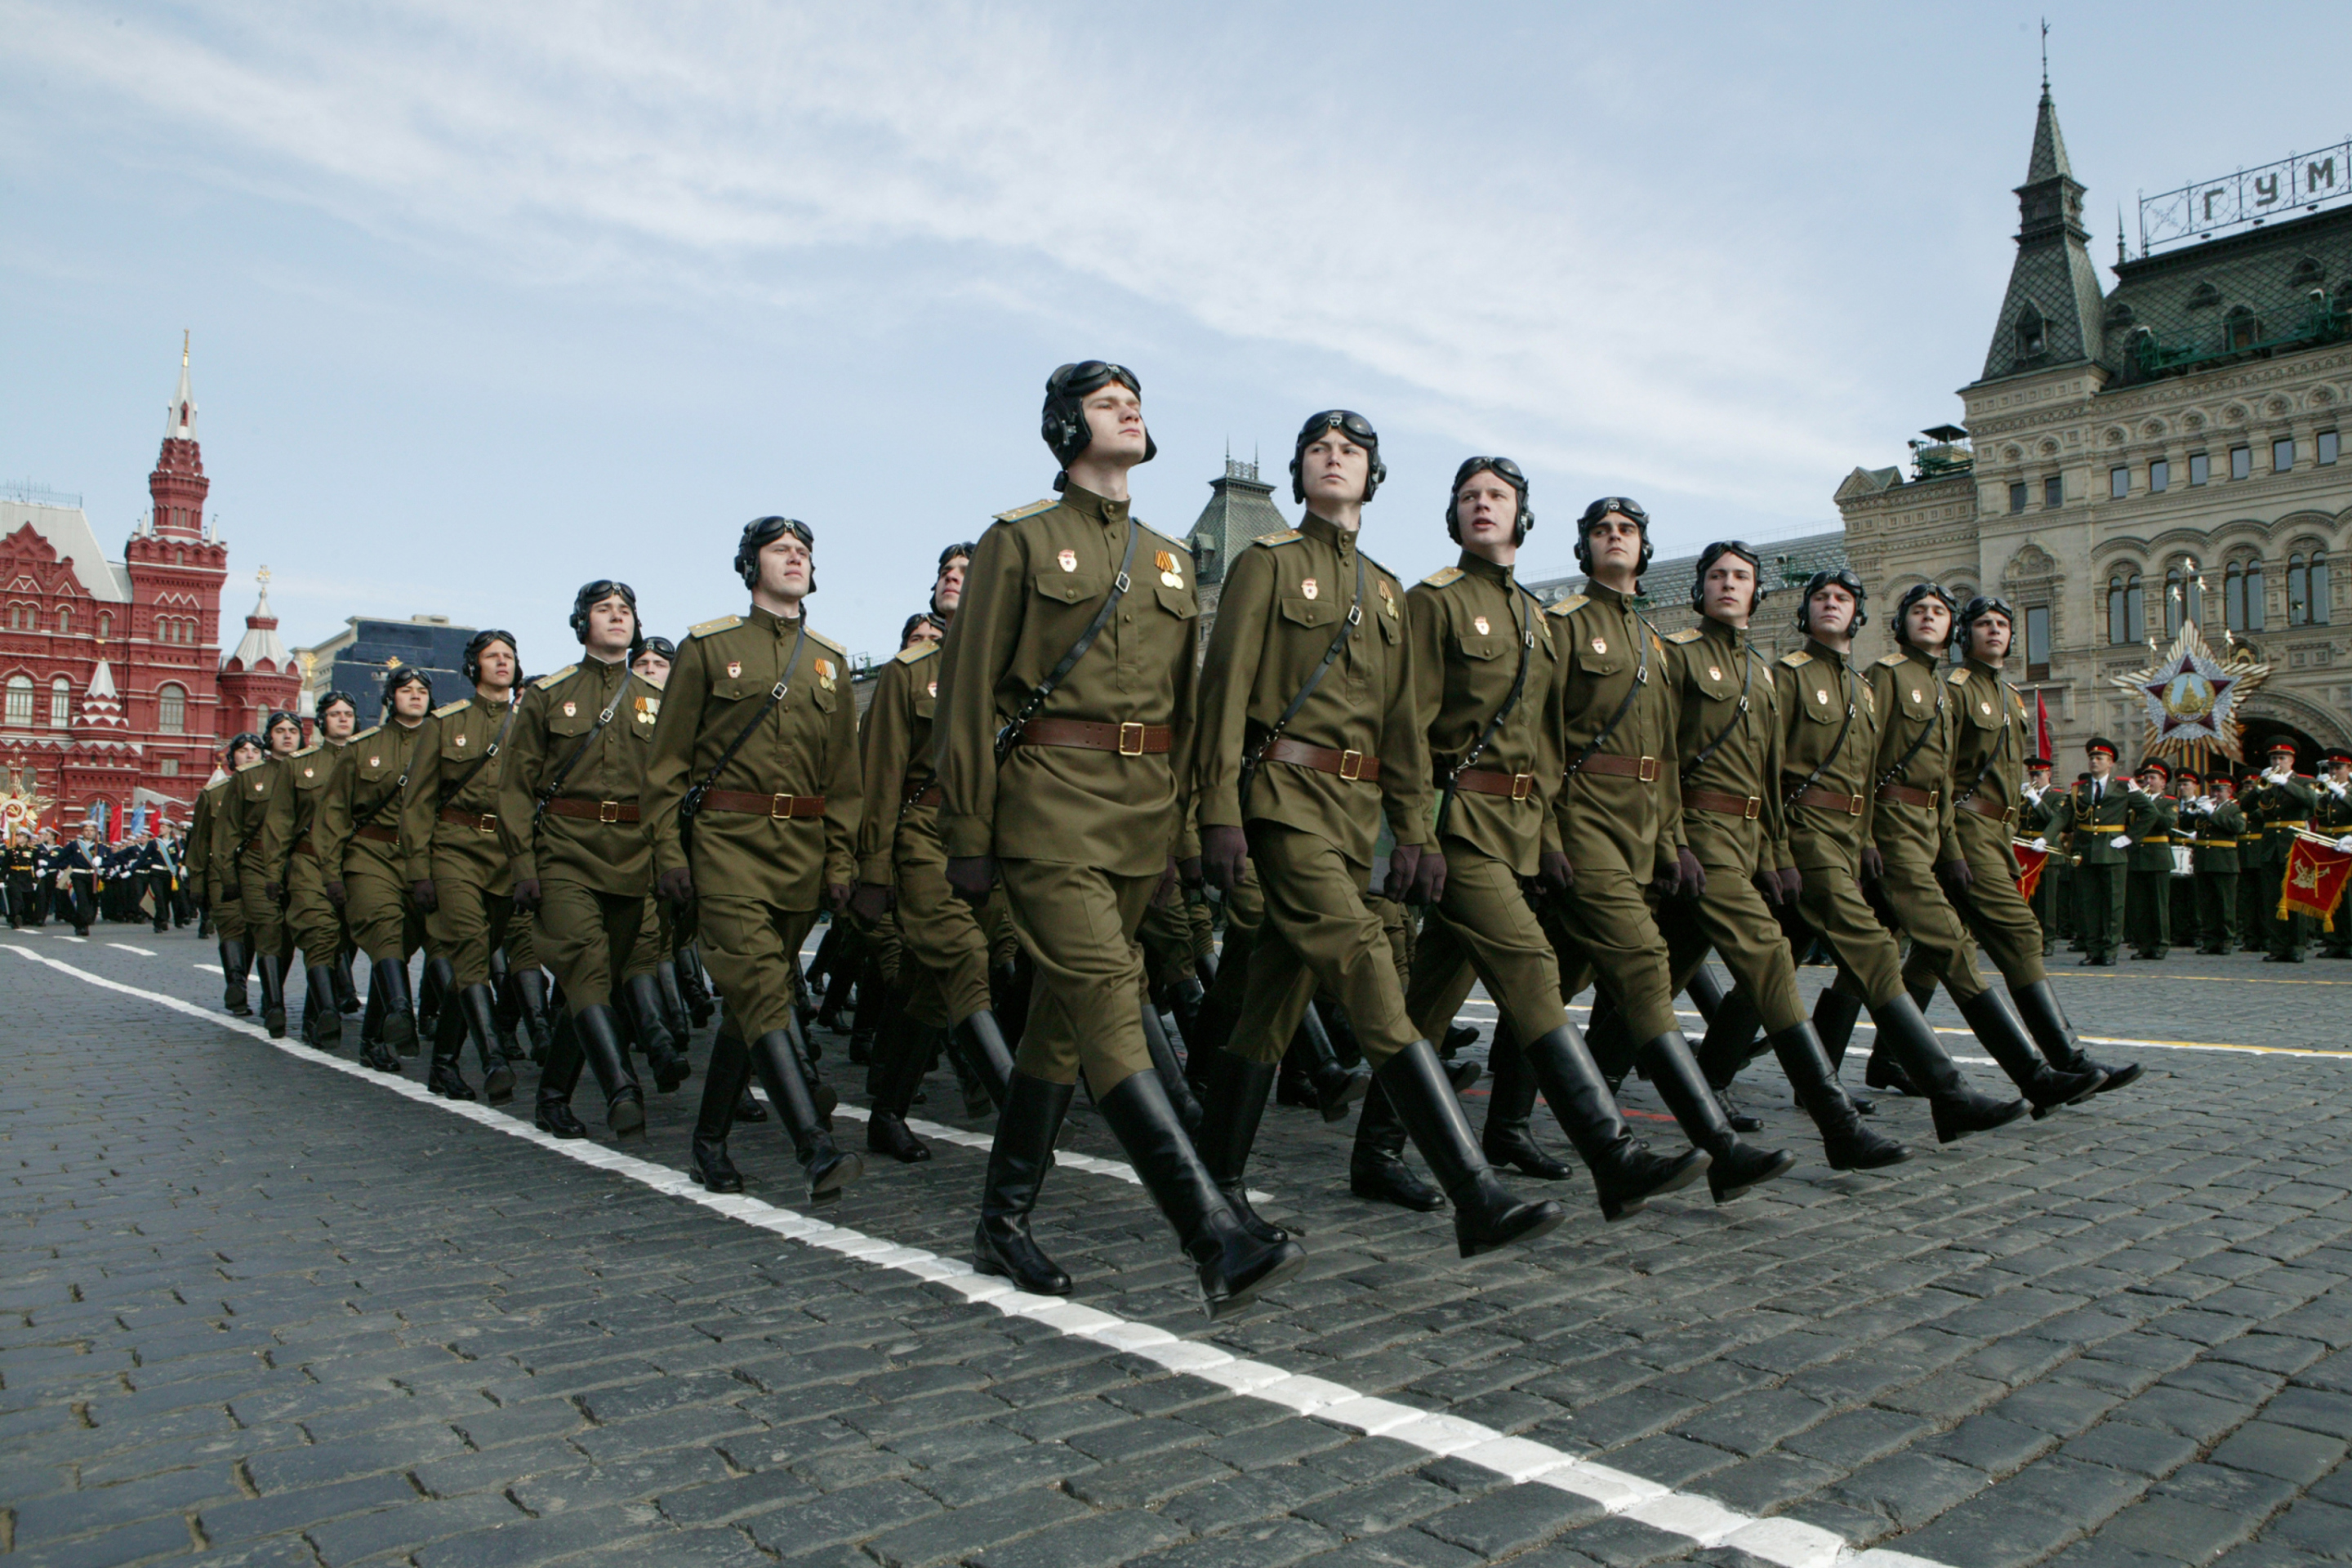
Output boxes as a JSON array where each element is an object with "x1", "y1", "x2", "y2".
[
  {"x1": 860, "y1": 641, "x2": 984, "y2": 1029},
  {"x1": 218, "y1": 755, "x2": 296, "y2": 959},
  {"x1": 644, "y1": 605, "x2": 860, "y2": 1040},
  {"x1": 497, "y1": 654, "x2": 656, "y2": 1013},
  {"x1": 933, "y1": 484, "x2": 1198, "y2": 1092},
  {"x1": 185, "y1": 777, "x2": 220, "y2": 920},
  {"x1": 1861, "y1": 648, "x2": 1988, "y2": 1004},
  {"x1": 1775, "y1": 639, "x2": 1908, "y2": 1006},
  {"x1": 402, "y1": 691, "x2": 520, "y2": 987},
  {"x1": 1943, "y1": 659, "x2": 2047, "y2": 982},
  {"x1": 314, "y1": 719, "x2": 430, "y2": 964},
  {"x1": 286, "y1": 739, "x2": 354, "y2": 971},
  {"x1": 1192, "y1": 512, "x2": 1426, "y2": 1069},
  {"x1": 1396, "y1": 552, "x2": 1573, "y2": 1048}
]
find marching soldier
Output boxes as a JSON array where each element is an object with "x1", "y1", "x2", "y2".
[
  {"x1": 2243, "y1": 739, "x2": 2319, "y2": 963},
  {"x1": 2188, "y1": 773, "x2": 2247, "y2": 954},
  {"x1": 217, "y1": 713, "x2": 301, "y2": 1035},
  {"x1": 403, "y1": 630, "x2": 523, "y2": 1101},
  {"x1": 195, "y1": 738, "x2": 252, "y2": 1011},
  {"x1": 2048, "y1": 739, "x2": 2132, "y2": 966},
  {"x1": 1191, "y1": 416, "x2": 1575, "y2": 1254},
  {"x1": 500, "y1": 581, "x2": 668, "y2": 1143},
  {"x1": 934, "y1": 359, "x2": 1304, "y2": 1315},
  {"x1": 318, "y1": 666, "x2": 435, "y2": 1071},
  {"x1": 287, "y1": 690, "x2": 360, "y2": 1049},
  {"x1": 648, "y1": 515, "x2": 862, "y2": 1200},
  {"x1": 2123, "y1": 759, "x2": 2179, "y2": 960},
  {"x1": 3, "y1": 829, "x2": 34, "y2": 929},
  {"x1": 2319, "y1": 751, "x2": 2352, "y2": 958}
]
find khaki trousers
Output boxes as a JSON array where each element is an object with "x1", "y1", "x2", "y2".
[
  {"x1": 1952, "y1": 816, "x2": 2048, "y2": 985},
  {"x1": 998, "y1": 858, "x2": 1156, "y2": 1095},
  {"x1": 699, "y1": 896, "x2": 819, "y2": 1040},
  {"x1": 1405, "y1": 838, "x2": 1571, "y2": 1045},
  {"x1": 537, "y1": 879, "x2": 645, "y2": 1013},
  {"x1": 1224, "y1": 823, "x2": 1418, "y2": 1068},
  {"x1": 896, "y1": 818, "x2": 994, "y2": 1028}
]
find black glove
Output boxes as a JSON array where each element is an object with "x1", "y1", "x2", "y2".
[
  {"x1": 1777, "y1": 866, "x2": 1803, "y2": 903},
  {"x1": 1177, "y1": 856, "x2": 1203, "y2": 892},
  {"x1": 946, "y1": 854, "x2": 995, "y2": 905},
  {"x1": 1858, "y1": 846, "x2": 1886, "y2": 884},
  {"x1": 825, "y1": 882, "x2": 853, "y2": 915},
  {"x1": 405, "y1": 879, "x2": 435, "y2": 912},
  {"x1": 656, "y1": 866, "x2": 694, "y2": 910},
  {"x1": 1674, "y1": 846, "x2": 1706, "y2": 898},
  {"x1": 1406, "y1": 849, "x2": 1449, "y2": 906},
  {"x1": 1937, "y1": 857, "x2": 1975, "y2": 894},
  {"x1": 263, "y1": 880, "x2": 284, "y2": 905},
  {"x1": 1383, "y1": 844, "x2": 1422, "y2": 902},
  {"x1": 849, "y1": 882, "x2": 894, "y2": 924},
  {"x1": 1201, "y1": 825, "x2": 1250, "y2": 893},
  {"x1": 1152, "y1": 859, "x2": 1179, "y2": 907},
  {"x1": 222, "y1": 881, "x2": 241, "y2": 902},
  {"x1": 323, "y1": 880, "x2": 346, "y2": 909},
  {"x1": 1538, "y1": 850, "x2": 1575, "y2": 895},
  {"x1": 510, "y1": 876, "x2": 543, "y2": 914}
]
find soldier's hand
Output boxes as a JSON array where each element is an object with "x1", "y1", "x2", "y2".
[
  {"x1": 946, "y1": 855, "x2": 995, "y2": 905},
  {"x1": 1177, "y1": 856, "x2": 1203, "y2": 892},
  {"x1": 1673, "y1": 847, "x2": 1706, "y2": 899},
  {"x1": 1405, "y1": 849, "x2": 1448, "y2": 906},
  {"x1": 657, "y1": 866, "x2": 695, "y2": 910},
  {"x1": 1756, "y1": 869, "x2": 1786, "y2": 906},
  {"x1": 826, "y1": 882, "x2": 853, "y2": 915},
  {"x1": 511, "y1": 877, "x2": 543, "y2": 914},
  {"x1": 324, "y1": 879, "x2": 347, "y2": 909},
  {"x1": 1201, "y1": 826, "x2": 1250, "y2": 893},
  {"x1": 2029, "y1": 836, "x2": 2047, "y2": 853},
  {"x1": 223, "y1": 881, "x2": 242, "y2": 902},
  {"x1": 1937, "y1": 857, "x2": 1974, "y2": 894},
  {"x1": 849, "y1": 882, "x2": 894, "y2": 924},
  {"x1": 264, "y1": 880, "x2": 284, "y2": 904},
  {"x1": 1858, "y1": 846, "x2": 1886, "y2": 884},
  {"x1": 1777, "y1": 866, "x2": 1804, "y2": 903},
  {"x1": 2113, "y1": 835, "x2": 2132, "y2": 850},
  {"x1": 1383, "y1": 843, "x2": 1421, "y2": 901},
  {"x1": 409, "y1": 878, "x2": 439, "y2": 913},
  {"x1": 1537, "y1": 850, "x2": 1575, "y2": 894}
]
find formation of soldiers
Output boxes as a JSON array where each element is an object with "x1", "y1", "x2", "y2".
[
  {"x1": 117, "y1": 361, "x2": 2352, "y2": 1321},
  {"x1": 5, "y1": 822, "x2": 195, "y2": 935}
]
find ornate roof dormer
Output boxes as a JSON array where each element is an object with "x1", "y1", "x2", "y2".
[{"x1": 1975, "y1": 81, "x2": 2108, "y2": 386}]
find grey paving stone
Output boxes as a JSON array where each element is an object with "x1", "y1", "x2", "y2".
[
  {"x1": 2207, "y1": 1419, "x2": 2348, "y2": 1483},
  {"x1": 861, "y1": 1486, "x2": 1092, "y2": 1568},
  {"x1": 1416, "y1": 1481, "x2": 1603, "y2": 1557},
  {"x1": 965, "y1": 1508, "x2": 1190, "y2": 1568},
  {"x1": 1126, "y1": 1517, "x2": 1339, "y2": 1568},
  {"x1": 10, "y1": 1513, "x2": 194, "y2": 1568},
  {"x1": 2096, "y1": 1494, "x2": 2265, "y2": 1562}
]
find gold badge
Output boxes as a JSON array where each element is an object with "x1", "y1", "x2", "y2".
[
  {"x1": 456, "y1": 733, "x2": 468, "y2": 746},
  {"x1": 726, "y1": 661, "x2": 742, "y2": 678},
  {"x1": 1303, "y1": 578, "x2": 1319, "y2": 600},
  {"x1": 815, "y1": 657, "x2": 835, "y2": 679},
  {"x1": 1591, "y1": 637, "x2": 1607, "y2": 655},
  {"x1": 1058, "y1": 549, "x2": 1078, "y2": 572},
  {"x1": 563, "y1": 701, "x2": 577, "y2": 718},
  {"x1": 1708, "y1": 667, "x2": 1722, "y2": 682},
  {"x1": 1379, "y1": 582, "x2": 1397, "y2": 617},
  {"x1": 1474, "y1": 615, "x2": 1490, "y2": 635},
  {"x1": 1815, "y1": 688, "x2": 1829, "y2": 705}
]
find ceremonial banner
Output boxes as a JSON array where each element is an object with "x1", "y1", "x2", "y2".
[
  {"x1": 2279, "y1": 832, "x2": 2352, "y2": 929},
  {"x1": 2034, "y1": 690, "x2": 2053, "y2": 763},
  {"x1": 2012, "y1": 839, "x2": 2050, "y2": 901}
]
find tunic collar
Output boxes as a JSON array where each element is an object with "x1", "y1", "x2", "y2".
[
  {"x1": 1585, "y1": 580, "x2": 1636, "y2": 611},
  {"x1": 1062, "y1": 482, "x2": 1131, "y2": 531},
  {"x1": 1457, "y1": 550, "x2": 1517, "y2": 587},
  {"x1": 1298, "y1": 511, "x2": 1357, "y2": 557},
  {"x1": 1804, "y1": 638, "x2": 1851, "y2": 669}
]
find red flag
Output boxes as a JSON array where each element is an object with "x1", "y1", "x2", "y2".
[
  {"x1": 2034, "y1": 690, "x2": 2053, "y2": 761},
  {"x1": 2279, "y1": 835, "x2": 2352, "y2": 929},
  {"x1": 2013, "y1": 839, "x2": 2050, "y2": 901}
]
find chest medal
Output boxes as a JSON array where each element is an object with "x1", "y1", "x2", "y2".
[
  {"x1": 726, "y1": 661, "x2": 742, "y2": 679},
  {"x1": 1910, "y1": 688, "x2": 1922, "y2": 703},
  {"x1": 1473, "y1": 615, "x2": 1490, "y2": 635},
  {"x1": 815, "y1": 657, "x2": 837, "y2": 691},
  {"x1": 1815, "y1": 688, "x2": 1829, "y2": 706},
  {"x1": 368, "y1": 756, "x2": 379, "y2": 768},
  {"x1": 1981, "y1": 701, "x2": 1993, "y2": 716},
  {"x1": 1591, "y1": 638, "x2": 1607, "y2": 655},
  {"x1": 1156, "y1": 550, "x2": 1183, "y2": 588},
  {"x1": 563, "y1": 701, "x2": 577, "y2": 717},
  {"x1": 1303, "y1": 578, "x2": 1319, "y2": 600},
  {"x1": 928, "y1": 681, "x2": 938, "y2": 698},
  {"x1": 1058, "y1": 549, "x2": 1078, "y2": 572},
  {"x1": 302, "y1": 766, "x2": 314, "y2": 779},
  {"x1": 1379, "y1": 583, "x2": 1397, "y2": 617},
  {"x1": 455, "y1": 733, "x2": 468, "y2": 747},
  {"x1": 1708, "y1": 666, "x2": 1722, "y2": 682}
]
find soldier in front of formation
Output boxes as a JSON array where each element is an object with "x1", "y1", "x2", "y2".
[
  {"x1": 318, "y1": 666, "x2": 436, "y2": 1071},
  {"x1": 2049, "y1": 737, "x2": 2132, "y2": 966},
  {"x1": 216, "y1": 711, "x2": 302, "y2": 1036},
  {"x1": 287, "y1": 689, "x2": 361, "y2": 1048},
  {"x1": 2123, "y1": 759, "x2": 2180, "y2": 960},
  {"x1": 2242, "y1": 738, "x2": 2319, "y2": 962}
]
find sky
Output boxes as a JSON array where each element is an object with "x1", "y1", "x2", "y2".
[{"x1": 5, "y1": 1, "x2": 2348, "y2": 670}]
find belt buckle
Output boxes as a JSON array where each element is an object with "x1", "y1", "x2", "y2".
[
  {"x1": 1339, "y1": 749, "x2": 1364, "y2": 782},
  {"x1": 599, "y1": 800, "x2": 621, "y2": 824},
  {"x1": 1118, "y1": 722, "x2": 1146, "y2": 757},
  {"x1": 770, "y1": 794, "x2": 797, "y2": 818},
  {"x1": 1927, "y1": 788, "x2": 1942, "y2": 810},
  {"x1": 1846, "y1": 795, "x2": 1865, "y2": 816},
  {"x1": 1637, "y1": 755, "x2": 1659, "y2": 784},
  {"x1": 1510, "y1": 773, "x2": 1535, "y2": 802},
  {"x1": 2003, "y1": 806, "x2": 2020, "y2": 826},
  {"x1": 1744, "y1": 795, "x2": 1762, "y2": 820},
  {"x1": 476, "y1": 813, "x2": 497, "y2": 832}
]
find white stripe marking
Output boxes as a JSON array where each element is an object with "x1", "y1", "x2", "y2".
[
  {"x1": 108, "y1": 942, "x2": 155, "y2": 956},
  {"x1": 2, "y1": 942, "x2": 1947, "y2": 1568}
]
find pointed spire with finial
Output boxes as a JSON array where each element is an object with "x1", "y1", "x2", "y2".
[
  {"x1": 1974, "y1": 44, "x2": 2108, "y2": 385},
  {"x1": 164, "y1": 330, "x2": 198, "y2": 441},
  {"x1": 2118, "y1": 205, "x2": 2128, "y2": 265}
]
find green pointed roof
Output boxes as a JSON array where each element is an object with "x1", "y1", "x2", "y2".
[
  {"x1": 1975, "y1": 82, "x2": 2105, "y2": 386},
  {"x1": 1184, "y1": 456, "x2": 1290, "y2": 586}
]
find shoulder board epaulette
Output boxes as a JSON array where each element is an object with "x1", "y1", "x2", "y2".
[
  {"x1": 1419, "y1": 566, "x2": 1465, "y2": 589},
  {"x1": 1874, "y1": 652, "x2": 1908, "y2": 668},
  {"x1": 1666, "y1": 627, "x2": 1704, "y2": 645},
  {"x1": 1544, "y1": 593, "x2": 1588, "y2": 616},
  {"x1": 994, "y1": 498, "x2": 1058, "y2": 523},
  {"x1": 1946, "y1": 665, "x2": 1972, "y2": 685},
  {"x1": 291, "y1": 741, "x2": 324, "y2": 758},
  {"x1": 350, "y1": 724, "x2": 384, "y2": 742},
  {"x1": 808, "y1": 628, "x2": 848, "y2": 658},
  {"x1": 1780, "y1": 650, "x2": 1814, "y2": 669},
  {"x1": 688, "y1": 614, "x2": 744, "y2": 638},
  {"x1": 432, "y1": 699, "x2": 470, "y2": 718},
  {"x1": 533, "y1": 664, "x2": 578, "y2": 689},
  {"x1": 893, "y1": 642, "x2": 939, "y2": 666},
  {"x1": 1254, "y1": 529, "x2": 1303, "y2": 548},
  {"x1": 202, "y1": 776, "x2": 232, "y2": 795}
]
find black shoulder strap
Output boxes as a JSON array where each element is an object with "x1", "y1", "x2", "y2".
[
  {"x1": 1436, "y1": 585, "x2": 1538, "y2": 839},
  {"x1": 1873, "y1": 663, "x2": 1946, "y2": 795},
  {"x1": 683, "y1": 621, "x2": 808, "y2": 819},
  {"x1": 353, "y1": 724, "x2": 424, "y2": 834},
  {"x1": 1240, "y1": 552, "x2": 1365, "y2": 813},
  {"x1": 1782, "y1": 660, "x2": 1858, "y2": 810},
  {"x1": 1952, "y1": 677, "x2": 2016, "y2": 808},
  {"x1": 1566, "y1": 608, "x2": 1653, "y2": 782},
  {"x1": 997, "y1": 520, "x2": 1140, "y2": 762},
  {"x1": 534, "y1": 670, "x2": 637, "y2": 822},
  {"x1": 436, "y1": 699, "x2": 519, "y2": 805},
  {"x1": 1679, "y1": 644, "x2": 1757, "y2": 784}
]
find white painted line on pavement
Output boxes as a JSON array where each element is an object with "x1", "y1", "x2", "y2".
[
  {"x1": 108, "y1": 942, "x2": 155, "y2": 956},
  {"x1": 2, "y1": 942, "x2": 1944, "y2": 1568}
]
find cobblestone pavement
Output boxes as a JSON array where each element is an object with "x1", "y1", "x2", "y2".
[{"x1": 6, "y1": 924, "x2": 2352, "y2": 1568}]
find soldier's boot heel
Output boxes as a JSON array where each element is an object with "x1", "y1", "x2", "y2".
[
  {"x1": 1520, "y1": 1024, "x2": 1708, "y2": 1221},
  {"x1": 1349, "y1": 1080, "x2": 1446, "y2": 1212},
  {"x1": 1377, "y1": 1040, "x2": 1564, "y2": 1258},
  {"x1": 1193, "y1": 1049, "x2": 1292, "y2": 1245},
  {"x1": 1954, "y1": 988, "x2": 2103, "y2": 1116},
  {"x1": 2008, "y1": 979, "x2": 2141, "y2": 1093},
  {"x1": 1810, "y1": 983, "x2": 1873, "y2": 1113},
  {"x1": 571, "y1": 1004, "x2": 646, "y2": 1138},
  {"x1": 304, "y1": 965, "x2": 344, "y2": 1049},
  {"x1": 1690, "y1": 984, "x2": 1766, "y2": 1131},
  {"x1": 378, "y1": 957, "x2": 419, "y2": 1057},
  {"x1": 425, "y1": 982, "x2": 476, "y2": 1098},
  {"x1": 256, "y1": 951, "x2": 288, "y2": 1038},
  {"x1": 750, "y1": 1028, "x2": 859, "y2": 1201},
  {"x1": 627, "y1": 973, "x2": 691, "y2": 1093},
  {"x1": 535, "y1": 1024, "x2": 590, "y2": 1139},
  {"x1": 1864, "y1": 982, "x2": 1932, "y2": 1097},
  {"x1": 865, "y1": 1013, "x2": 933, "y2": 1165},
  {"x1": 1869, "y1": 994, "x2": 2026, "y2": 1143},
  {"x1": 459, "y1": 985, "x2": 514, "y2": 1104},
  {"x1": 1481, "y1": 1026, "x2": 1574, "y2": 1180},
  {"x1": 974, "y1": 1071, "x2": 1076, "y2": 1295},
  {"x1": 1097, "y1": 1069, "x2": 1306, "y2": 1320},
  {"x1": 690, "y1": 1034, "x2": 748, "y2": 1192},
  {"x1": 1299, "y1": 1003, "x2": 1370, "y2": 1123},
  {"x1": 1637, "y1": 1031, "x2": 1796, "y2": 1205},
  {"x1": 1139, "y1": 1000, "x2": 1205, "y2": 1136},
  {"x1": 1771, "y1": 1022, "x2": 1909, "y2": 1171}
]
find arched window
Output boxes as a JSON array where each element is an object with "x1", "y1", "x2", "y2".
[
  {"x1": 49, "y1": 677, "x2": 69, "y2": 728},
  {"x1": 2291, "y1": 551, "x2": 2330, "y2": 626},
  {"x1": 2165, "y1": 566, "x2": 2185, "y2": 637},
  {"x1": 2017, "y1": 302, "x2": 2047, "y2": 359},
  {"x1": 2108, "y1": 569, "x2": 2145, "y2": 644},
  {"x1": 56, "y1": 607, "x2": 71, "y2": 635},
  {"x1": 157, "y1": 683, "x2": 186, "y2": 735},
  {"x1": 96, "y1": 611, "x2": 111, "y2": 639},
  {"x1": 3, "y1": 675, "x2": 31, "y2": 728}
]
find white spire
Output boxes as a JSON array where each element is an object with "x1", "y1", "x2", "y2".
[
  {"x1": 222, "y1": 567, "x2": 292, "y2": 674},
  {"x1": 164, "y1": 330, "x2": 198, "y2": 441},
  {"x1": 87, "y1": 659, "x2": 118, "y2": 699}
]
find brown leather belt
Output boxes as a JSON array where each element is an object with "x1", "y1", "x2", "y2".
[
  {"x1": 1571, "y1": 753, "x2": 1662, "y2": 783},
  {"x1": 701, "y1": 789, "x2": 827, "y2": 819},
  {"x1": 1958, "y1": 795, "x2": 2020, "y2": 826},
  {"x1": 292, "y1": 836, "x2": 317, "y2": 858},
  {"x1": 903, "y1": 782, "x2": 944, "y2": 809},
  {"x1": 1018, "y1": 719, "x2": 1173, "y2": 755},
  {"x1": 543, "y1": 797, "x2": 641, "y2": 824},
  {"x1": 354, "y1": 824, "x2": 399, "y2": 846},
  {"x1": 1875, "y1": 782, "x2": 1940, "y2": 809},
  {"x1": 1260, "y1": 737, "x2": 1380, "y2": 783},
  {"x1": 1454, "y1": 767, "x2": 1539, "y2": 800},
  {"x1": 1792, "y1": 785, "x2": 1868, "y2": 816},
  {"x1": 440, "y1": 807, "x2": 499, "y2": 833},
  {"x1": 1685, "y1": 788, "x2": 1764, "y2": 820}
]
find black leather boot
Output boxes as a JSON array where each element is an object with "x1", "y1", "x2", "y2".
[
  {"x1": 256, "y1": 951, "x2": 288, "y2": 1038},
  {"x1": 535, "y1": 1016, "x2": 590, "y2": 1138},
  {"x1": 657, "y1": 964, "x2": 693, "y2": 1050},
  {"x1": 677, "y1": 945, "x2": 715, "y2": 1031},
  {"x1": 974, "y1": 1071, "x2": 1076, "y2": 1295},
  {"x1": 1520, "y1": 1024, "x2": 1710, "y2": 1220},
  {"x1": 1167, "y1": 975, "x2": 1209, "y2": 1056},
  {"x1": 1954, "y1": 988, "x2": 2105, "y2": 1116},
  {"x1": 1636, "y1": 1031, "x2": 1796, "y2": 1203},
  {"x1": 358, "y1": 968, "x2": 399, "y2": 1072},
  {"x1": 690, "y1": 1032, "x2": 748, "y2": 1192},
  {"x1": 785, "y1": 1013, "x2": 838, "y2": 1123},
  {"x1": 1480, "y1": 1026, "x2": 1572, "y2": 1179},
  {"x1": 570, "y1": 1004, "x2": 647, "y2": 1138},
  {"x1": 864, "y1": 983, "x2": 906, "y2": 1099},
  {"x1": 417, "y1": 956, "x2": 450, "y2": 1046},
  {"x1": 1868, "y1": 994, "x2": 2027, "y2": 1143},
  {"x1": 376, "y1": 955, "x2": 417, "y2": 1057},
  {"x1": 2008, "y1": 980, "x2": 2141, "y2": 1093},
  {"x1": 512, "y1": 967, "x2": 555, "y2": 1065},
  {"x1": 1584, "y1": 995, "x2": 1639, "y2": 1092},
  {"x1": 627, "y1": 973, "x2": 691, "y2": 1092},
  {"x1": 426, "y1": 986, "x2": 475, "y2": 1101},
  {"x1": 1192, "y1": 1050, "x2": 1290, "y2": 1245},
  {"x1": 749, "y1": 1028, "x2": 860, "y2": 1201},
  {"x1": 303, "y1": 964, "x2": 344, "y2": 1049},
  {"x1": 951, "y1": 1009, "x2": 1016, "y2": 1115},
  {"x1": 1376, "y1": 1040, "x2": 1566, "y2": 1257},
  {"x1": 1684, "y1": 964, "x2": 1729, "y2": 1026},
  {"x1": 1811, "y1": 982, "x2": 1872, "y2": 1112},
  {"x1": 335, "y1": 951, "x2": 359, "y2": 1014},
  {"x1": 865, "y1": 1011, "x2": 933, "y2": 1164},
  {"x1": 848, "y1": 954, "x2": 883, "y2": 1066},
  {"x1": 487, "y1": 950, "x2": 524, "y2": 1065},
  {"x1": 1691, "y1": 984, "x2": 1764, "y2": 1131},
  {"x1": 1771, "y1": 1022, "x2": 1909, "y2": 1170},
  {"x1": 991, "y1": 958, "x2": 1031, "y2": 1049},
  {"x1": 1097, "y1": 1069, "x2": 1307, "y2": 1320},
  {"x1": 459, "y1": 984, "x2": 514, "y2": 1104},
  {"x1": 1298, "y1": 1003, "x2": 1370, "y2": 1123},
  {"x1": 1351, "y1": 1080, "x2": 1445, "y2": 1211},
  {"x1": 1140, "y1": 1000, "x2": 1204, "y2": 1136}
]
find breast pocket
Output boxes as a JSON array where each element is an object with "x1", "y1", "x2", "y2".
[
  {"x1": 1155, "y1": 583, "x2": 1197, "y2": 621},
  {"x1": 1688, "y1": 662, "x2": 1735, "y2": 704},
  {"x1": 1963, "y1": 691, "x2": 2002, "y2": 733},
  {"x1": 1900, "y1": 683, "x2": 1939, "y2": 724},
  {"x1": 1574, "y1": 639, "x2": 1625, "y2": 680},
  {"x1": 1034, "y1": 568, "x2": 1107, "y2": 609},
  {"x1": 1279, "y1": 595, "x2": 1338, "y2": 632},
  {"x1": 1801, "y1": 680, "x2": 1844, "y2": 724}
]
